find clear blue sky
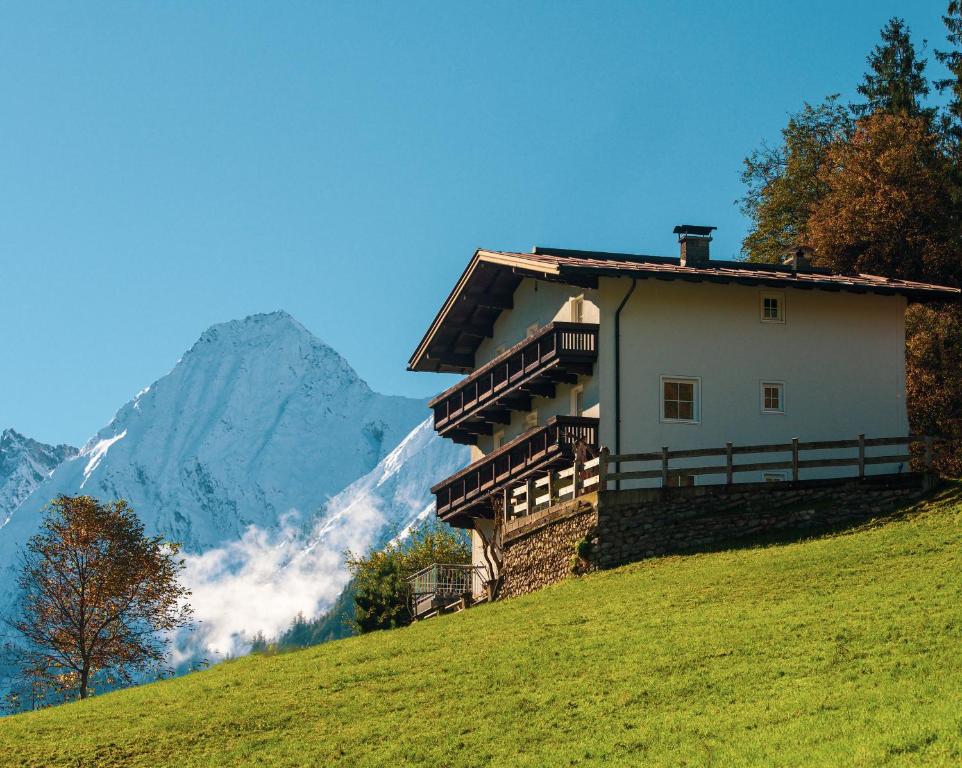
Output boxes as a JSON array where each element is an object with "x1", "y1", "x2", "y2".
[{"x1": 1, "y1": 1, "x2": 953, "y2": 447}]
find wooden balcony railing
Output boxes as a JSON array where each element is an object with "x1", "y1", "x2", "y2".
[
  {"x1": 429, "y1": 322, "x2": 598, "y2": 444},
  {"x1": 432, "y1": 415, "x2": 599, "y2": 525}
]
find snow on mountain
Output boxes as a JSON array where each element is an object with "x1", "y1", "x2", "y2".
[
  {"x1": 0, "y1": 312, "x2": 456, "y2": 659},
  {"x1": 0, "y1": 429, "x2": 76, "y2": 527},
  {"x1": 181, "y1": 417, "x2": 468, "y2": 658}
]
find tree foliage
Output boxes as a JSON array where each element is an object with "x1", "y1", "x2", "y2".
[
  {"x1": 740, "y1": 97, "x2": 851, "y2": 263},
  {"x1": 936, "y1": 1, "x2": 962, "y2": 144},
  {"x1": 852, "y1": 17, "x2": 932, "y2": 120},
  {"x1": 8, "y1": 496, "x2": 192, "y2": 705},
  {"x1": 806, "y1": 113, "x2": 961, "y2": 284},
  {"x1": 346, "y1": 523, "x2": 469, "y2": 634}
]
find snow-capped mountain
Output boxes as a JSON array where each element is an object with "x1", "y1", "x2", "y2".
[
  {"x1": 182, "y1": 417, "x2": 468, "y2": 657},
  {"x1": 0, "y1": 429, "x2": 76, "y2": 527}
]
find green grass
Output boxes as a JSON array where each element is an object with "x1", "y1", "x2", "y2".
[{"x1": 3, "y1": 486, "x2": 962, "y2": 767}]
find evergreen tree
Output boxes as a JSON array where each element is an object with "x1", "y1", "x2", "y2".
[
  {"x1": 936, "y1": 2, "x2": 962, "y2": 146},
  {"x1": 852, "y1": 18, "x2": 933, "y2": 120}
]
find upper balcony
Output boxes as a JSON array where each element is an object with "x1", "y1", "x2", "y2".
[
  {"x1": 429, "y1": 322, "x2": 599, "y2": 445},
  {"x1": 432, "y1": 415, "x2": 599, "y2": 527}
]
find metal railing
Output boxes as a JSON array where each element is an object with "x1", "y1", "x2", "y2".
[{"x1": 408, "y1": 563, "x2": 488, "y2": 619}]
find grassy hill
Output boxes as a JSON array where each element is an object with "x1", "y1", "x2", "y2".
[{"x1": 2, "y1": 486, "x2": 961, "y2": 767}]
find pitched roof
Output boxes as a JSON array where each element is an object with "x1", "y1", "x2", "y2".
[{"x1": 408, "y1": 246, "x2": 961, "y2": 373}]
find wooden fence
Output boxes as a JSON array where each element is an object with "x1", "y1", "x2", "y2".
[{"x1": 504, "y1": 434, "x2": 934, "y2": 526}]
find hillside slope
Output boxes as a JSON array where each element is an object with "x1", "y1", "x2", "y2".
[{"x1": 2, "y1": 486, "x2": 961, "y2": 767}]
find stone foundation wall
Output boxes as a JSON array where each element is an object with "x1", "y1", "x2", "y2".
[
  {"x1": 500, "y1": 498, "x2": 598, "y2": 598},
  {"x1": 596, "y1": 475, "x2": 927, "y2": 569}
]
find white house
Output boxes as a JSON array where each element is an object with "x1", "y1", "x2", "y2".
[{"x1": 408, "y1": 226, "x2": 958, "y2": 578}]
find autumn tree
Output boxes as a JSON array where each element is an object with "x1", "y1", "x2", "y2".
[
  {"x1": 806, "y1": 113, "x2": 961, "y2": 284},
  {"x1": 740, "y1": 96, "x2": 851, "y2": 262},
  {"x1": 8, "y1": 496, "x2": 192, "y2": 703},
  {"x1": 347, "y1": 522, "x2": 469, "y2": 633}
]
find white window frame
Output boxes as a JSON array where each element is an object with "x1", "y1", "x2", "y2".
[
  {"x1": 570, "y1": 295, "x2": 585, "y2": 323},
  {"x1": 760, "y1": 381, "x2": 785, "y2": 414},
  {"x1": 763, "y1": 471, "x2": 787, "y2": 482},
  {"x1": 760, "y1": 291, "x2": 785, "y2": 324},
  {"x1": 660, "y1": 376, "x2": 701, "y2": 424},
  {"x1": 570, "y1": 384, "x2": 584, "y2": 417}
]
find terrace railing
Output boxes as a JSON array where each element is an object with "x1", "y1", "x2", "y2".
[
  {"x1": 429, "y1": 322, "x2": 598, "y2": 443},
  {"x1": 407, "y1": 563, "x2": 488, "y2": 619},
  {"x1": 432, "y1": 415, "x2": 599, "y2": 524}
]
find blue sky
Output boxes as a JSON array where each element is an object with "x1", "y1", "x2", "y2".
[{"x1": 1, "y1": 1, "x2": 954, "y2": 446}]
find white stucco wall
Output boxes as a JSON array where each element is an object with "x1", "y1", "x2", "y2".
[
  {"x1": 596, "y1": 277, "x2": 909, "y2": 484},
  {"x1": 473, "y1": 278, "x2": 601, "y2": 452}
]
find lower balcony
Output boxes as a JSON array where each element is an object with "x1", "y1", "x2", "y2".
[{"x1": 432, "y1": 415, "x2": 599, "y2": 527}]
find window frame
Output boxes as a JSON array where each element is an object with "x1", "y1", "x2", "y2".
[
  {"x1": 760, "y1": 291, "x2": 786, "y2": 324},
  {"x1": 760, "y1": 381, "x2": 786, "y2": 415},
  {"x1": 660, "y1": 375, "x2": 701, "y2": 424},
  {"x1": 570, "y1": 295, "x2": 585, "y2": 323}
]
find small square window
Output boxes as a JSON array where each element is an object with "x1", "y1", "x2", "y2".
[
  {"x1": 761, "y1": 382, "x2": 784, "y2": 414},
  {"x1": 525, "y1": 410, "x2": 539, "y2": 429},
  {"x1": 760, "y1": 292, "x2": 785, "y2": 323},
  {"x1": 661, "y1": 377, "x2": 700, "y2": 423}
]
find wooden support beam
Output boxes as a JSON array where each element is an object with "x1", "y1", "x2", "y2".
[{"x1": 463, "y1": 291, "x2": 513, "y2": 310}]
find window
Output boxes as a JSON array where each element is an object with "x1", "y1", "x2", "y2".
[
  {"x1": 570, "y1": 385, "x2": 584, "y2": 417},
  {"x1": 661, "y1": 377, "x2": 700, "y2": 423},
  {"x1": 570, "y1": 295, "x2": 584, "y2": 323},
  {"x1": 524, "y1": 410, "x2": 539, "y2": 429},
  {"x1": 668, "y1": 473, "x2": 695, "y2": 487},
  {"x1": 492, "y1": 430, "x2": 504, "y2": 450},
  {"x1": 760, "y1": 291, "x2": 785, "y2": 323},
  {"x1": 761, "y1": 382, "x2": 785, "y2": 414},
  {"x1": 763, "y1": 472, "x2": 787, "y2": 482}
]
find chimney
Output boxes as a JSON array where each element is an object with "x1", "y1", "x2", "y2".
[
  {"x1": 782, "y1": 245, "x2": 814, "y2": 272},
  {"x1": 674, "y1": 225, "x2": 716, "y2": 267}
]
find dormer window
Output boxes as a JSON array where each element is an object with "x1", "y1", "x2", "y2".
[{"x1": 760, "y1": 291, "x2": 785, "y2": 323}]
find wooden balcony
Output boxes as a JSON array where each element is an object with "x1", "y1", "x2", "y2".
[
  {"x1": 432, "y1": 415, "x2": 599, "y2": 526},
  {"x1": 429, "y1": 322, "x2": 598, "y2": 445}
]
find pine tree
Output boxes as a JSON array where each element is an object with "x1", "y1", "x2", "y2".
[
  {"x1": 936, "y1": 2, "x2": 962, "y2": 145},
  {"x1": 853, "y1": 18, "x2": 933, "y2": 120}
]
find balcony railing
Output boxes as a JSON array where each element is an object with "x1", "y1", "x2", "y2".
[
  {"x1": 429, "y1": 322, "x2": 598, "y2": 444},
  {"x1": 407, "y1": 563, "x2": 488, "y2": 619},
  {"x1": 432, "y1": 415, "x2": 599, "y2": 525}
]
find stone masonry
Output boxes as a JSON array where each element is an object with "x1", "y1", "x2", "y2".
[{"x1": 498, "y1": 474, "x2": 928, "y2": 599}]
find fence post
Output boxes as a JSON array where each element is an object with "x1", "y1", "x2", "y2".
[
  {"x1": 573, "y1": 453, "x2": 583, "y2": 498},
  {"x1": 503, "y1": 487, "x2": 511, "y2": 519},
  {"x1": 598, "y1": 447, "x2": 609, "y2": 492},
  {"x1": 546, "y1": 470, "x2": 554, "y2": 507},
  {"x1": 791, "y1": 437, "x2": 799, "y2": 482},
  {"x1": 857, "y1": 433, "x2": 865, "y2": 479},
  {"x1": 525, "y1": 477, "x2": 535, "y2": 515},
  {"x1": 661, "y1": 446, "x2": 669, "y2": 488},
  {"x1": 725, "y1": 442, "x2": 733, "y2": 485}
]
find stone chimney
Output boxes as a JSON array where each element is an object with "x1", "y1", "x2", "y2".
[{"x1": 673, "y1": 225, "x2": 716, "y2": 267}]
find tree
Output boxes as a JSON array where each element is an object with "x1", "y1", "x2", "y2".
[
  {"x1": 346, "y1": 523, "x2": 469, "y2": 633},
  {"x1": 806, "y1": 113, "x2": 961, "y2": 284},
  {"x1": 936, "y1": 2, "x2": 962, "y2": 144},
  {"x1": 852, "y1": 17, "x2": 933, "y2": 120},
  {"x1": 8, "y1": 496, "x2": 192, "y2": 702},
  {"x1": 740, "y1": 96, "x2": 851, "y2": 262}
]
